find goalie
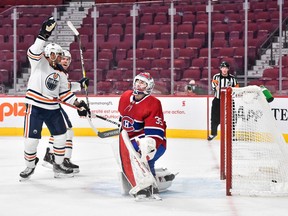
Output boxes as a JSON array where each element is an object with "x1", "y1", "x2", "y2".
[{"x1": 118, "y1": 72, "x2": 175, "y2": 200}]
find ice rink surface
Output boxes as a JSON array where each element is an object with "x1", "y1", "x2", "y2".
[{"x1": 0, "y1": 136, "x2": 287, "y2": 216}]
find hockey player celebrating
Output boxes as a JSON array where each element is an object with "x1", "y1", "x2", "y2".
[
  {"x1": 43, "y1": 49, "x2": 89, "y2": 173},
  {"x1": 19, "y1": 17, "x2": 90, "y2": 181},
  {"x1": 118, "y1": 72, "x2": 174, "y2": 200}
]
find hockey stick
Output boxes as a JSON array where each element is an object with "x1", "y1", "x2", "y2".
[
  {"x1": 66, "y1": 21, "x2": 120, "y2": 137},
  {"x1": 55, "y1": 99, "x2": 119, "y2": 138},
  {"x1": 67, "y1": 21, "x2": 90, "y2": 110},
  {"x1": 88, "y1": 118, "x2": 119, "y2": 138},
  {"x1": 91, "y1": 113, "x2": 120, "y2": 127},
  {"x1": 57, "y1": 100, "x2": 120, "y2": 127}
]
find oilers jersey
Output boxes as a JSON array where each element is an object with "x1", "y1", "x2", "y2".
[{"x1": 25, "y1": 38, "x2": 77, "y2": 110}]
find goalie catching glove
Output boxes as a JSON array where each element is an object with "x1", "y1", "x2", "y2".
[
  {"x1": 75, "y1": 100, "x2": 90, "y2": 117},
  {"x1": 38, "y1": 16, "x2": 56, "y2": 40},
  {"x1": 136, "y1": 137, "x2": 156, "y2": 162}
]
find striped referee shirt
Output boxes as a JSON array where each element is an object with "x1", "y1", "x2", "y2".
[{"x1": 211, "y1": 73, "x2": 238, "y2": 99}]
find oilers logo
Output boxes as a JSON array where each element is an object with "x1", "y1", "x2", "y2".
[{"x1": 45, "y1": 73, "x2": 59, "y2": 91}]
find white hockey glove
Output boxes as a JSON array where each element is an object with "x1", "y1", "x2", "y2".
[{"x1": 137, "y1": 137, "x2": 156, "y2": 162}]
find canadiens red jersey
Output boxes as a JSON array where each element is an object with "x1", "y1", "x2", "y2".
[{"x1": 118, "y1": 90, "x2": 167, "y2": 149}]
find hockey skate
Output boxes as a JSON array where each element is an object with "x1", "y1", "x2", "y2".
[
  {"x1": 42, "y1": 147, "x2": 54, "y2": 169},
  {"x1": 19, "y1": 157, "x2": 39, "y2": 181},
  {"x1": 134, "y1": 186, "x2": 162, "y2": 201},
  {"x1": 53, "y1": 162, "x2": 74, "y2": 178},
  {"x1": 63, "y1": 158, "x2": 80, "y2": 173}
]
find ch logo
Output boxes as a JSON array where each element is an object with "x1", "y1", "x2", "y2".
[{"x1": 121, "y1": 116, "x2": 134, "y2": 132}]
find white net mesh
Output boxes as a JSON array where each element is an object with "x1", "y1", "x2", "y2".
[{"x1": 229, "y1": 86, "x2": 288, "y2": 196}]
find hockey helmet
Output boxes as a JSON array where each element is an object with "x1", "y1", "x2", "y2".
[
  {"x1": 63, "y1": 49, "x2": 71, "y2": 59},
  {"x1": 61, "y1": 49, "x2": 72, "y2": 68},
  {"x1": 220, "y1": 61, "x2": 230, "y2": 69},
  {"x1": 44, "y1": 43, "x2": 63, "y2": 58},
  {"x1": 133, "y1": 72, "x2": 155, "y2": 95}
]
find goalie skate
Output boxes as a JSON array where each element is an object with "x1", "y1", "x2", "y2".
[
  {"x1": 19, "y1": 157, "x2": 39, "y2": 182},
  {"x1": 135, "y1": 193, "x2": 162, "y2": 202},
  {"x1": 134, "y1": 186, "x2": 162, "y2": 202}
]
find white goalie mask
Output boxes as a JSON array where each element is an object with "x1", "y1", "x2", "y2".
[
  {"x1": 133, "y1": 72, "x2": 155, "y2": 95},
  {"x1": 44, "y1": 43, "x2": 63, "y2": 58}
]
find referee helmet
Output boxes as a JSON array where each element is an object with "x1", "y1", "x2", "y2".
[{"x1": 220, "y1": 61, "x2": 230, "y2": 69}]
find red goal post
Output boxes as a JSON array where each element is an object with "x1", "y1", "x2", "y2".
[{"x1": 220, "y1": 86, "x2": 288, "y2": 196}]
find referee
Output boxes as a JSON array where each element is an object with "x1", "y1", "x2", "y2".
[{"x1": 208, "y1": 61, "x2": 239, "y2": 141}]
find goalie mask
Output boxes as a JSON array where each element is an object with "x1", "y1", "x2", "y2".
[
  {"x1": 44, "y1": 43, "x2": 63, "y2": 59},
  {"x1": 133, "y1": 72, "x2": 155, "y2": 95}
]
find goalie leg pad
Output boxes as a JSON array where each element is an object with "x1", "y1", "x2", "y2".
[
  {"x1": 129, "y1": 155, "x2": 155, "y2": 195},
  {"x1": 121, "y1": 130, "x2": 158, "y2": 196},
  {"x1": 119, "y1": 133, "x2": 137, "y2": 186}
]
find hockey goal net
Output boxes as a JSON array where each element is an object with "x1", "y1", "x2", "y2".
[{"x1": 220, "y1": 86, "x2": 288, "y2": 196}]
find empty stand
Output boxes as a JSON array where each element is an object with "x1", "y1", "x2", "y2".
[
  {"x1": 137, "y1": 40, "x2": 153, "y2": 50},
  {"x1": 113, "y1": 81, "x2": 131, "y2": 94},
  {"x1": 260, "y1": 68, "x2": 279, "y2": 81},
  {"x1": 176, "y1": 24, "x2": 193, "y2": 39},
  {"x1": 143, "y1": 49, "x2": 161, "y2": 61},
  {"x1": 117, "y1": 59, "x2": 133, "y2": 70},
  {"x1": 191, "y1": 58, "x2": 206, "y2": 70},
  {"x1": 143, "y1": 25, "x2": 161, "y2": 40},
  {"x1": 153, "y1": 39, "x2": 169, "y2": 50},
  {"x1": 105, "y1": 70, "x2": 123, "y2": 81},
  {"x1": 136, "y1": 59, "x2": 151, "y2": 71},
  {"x1": 181, "y1": 69, "x2": 201, "y2": 81},
  {"x1": 151, "y1": 59, "x2": 169, "y2": 71},
  {"x1": 178, "y1": 49, "x2": 196, "y2": 68},
  {"x1": 97, "y1": 81, "x2": 113, "y2": 94}
]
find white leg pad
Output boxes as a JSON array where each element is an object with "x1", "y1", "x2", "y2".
[{"x1": 121, "y1": 130, "x2": 157, "y2": 195}]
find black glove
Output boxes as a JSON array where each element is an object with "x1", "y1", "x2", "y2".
[
  {"x1": 76, "y1": 100, "x2": 91, "y2": 117},
  {"x1": 38, "y1": 16, "x2": 56, "y2": 40},
  {"x1": 78, "y1": 77, "x2": 89, "y2": 89}
]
